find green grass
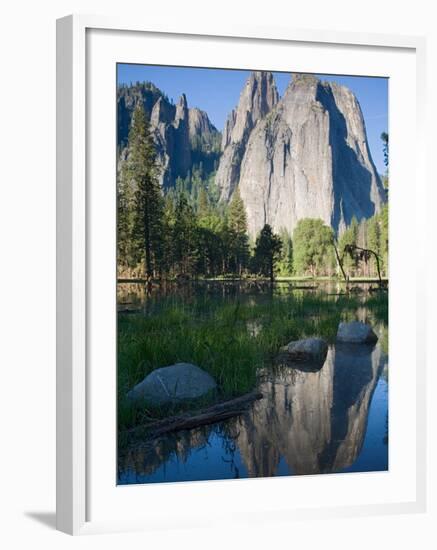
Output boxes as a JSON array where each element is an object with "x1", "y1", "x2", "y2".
[{"x1": 117, "y1": 288, "x2": 388, "y2": 437}]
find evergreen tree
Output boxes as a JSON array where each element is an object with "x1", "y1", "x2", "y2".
[
  {"x1": 195, "y1": 226, "x2": 222, "y2": 277},
  {"x1": 197, "y1": 186, "x2": 210, "y2": 218},
  {"x1": 119, "y1": 103, "x2": 163, "y2": 277},
  {"x1": 196, "y1": 210, "x2": 226, "y2": 276},
  {"x1": 173, "y1": 192, "x2": 198, "y2": 276},
  {"x1": 218, "y1": 219, "x2": 232, "y2": 276},
  {"x1": 117, "y1": 155, "x2": 136, "y2": 271},
  {"x1": 228, "y1": 188, "x2": 250, "y2": 276},
  {"x1": 161, "y1": 193, "x2": 177, "y2": 276},
  {"x1": 277, "y1": 228, "x2": 293, "y2": 276},
  {"x1": 253, "y1": 224, "x2": 283, "y2": 282}
]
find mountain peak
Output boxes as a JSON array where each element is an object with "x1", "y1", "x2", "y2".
[
  {"x1": 216, "y1": 73, "x2": 386, "y2": 237},
  {"x1": 236, "y1": 71, "x2": 279, "y2": 132},
  {"x1": 178, "y1": 93, "x2": 188, "y2": 106},
  {"x1": 175, "y1": 93, "x2": 189, "y2": 126},
  {"x1": 188, "y1": 107, "x2": 217, "y2": 141},
  {"x1": 291, "y1": 73, "x2": 319, "y2": 86},
  {"x1": 215, "y1": 71, "x2": 279, "y2": 201}
]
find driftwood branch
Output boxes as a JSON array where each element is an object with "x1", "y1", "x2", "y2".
[{"x1": 125, "y1": 391, "x2": 263, "y2": 442}]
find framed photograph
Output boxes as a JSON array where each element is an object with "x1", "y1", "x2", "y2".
[{"x1": 56, "y1": 14, "x2": 427, "y2": 535}]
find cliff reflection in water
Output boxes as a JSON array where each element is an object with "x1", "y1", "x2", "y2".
[
  {"x1": 233, "y1": 342, "x2": 386, "y2": 477},
  {"x1": 118, "y1": 340, "x2": 388, "y2": 484}
]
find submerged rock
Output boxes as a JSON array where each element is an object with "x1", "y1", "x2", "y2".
[
  {"x1": 127, "y1": 363, "x2": 217, "y2": 406},
  {"x1": 336, "y1": 321, "x2": 378, "y2": 344},
  {"x1": 283, "y1": 337, "x2": 328, "y2": 363}
]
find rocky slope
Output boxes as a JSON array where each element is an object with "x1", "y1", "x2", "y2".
[
  {"x1": 217, "y1": 72, "x2": 386, "y2": 236},
  {"x1": 117, "y1": 82, "x2": 219, "y2": 189}
]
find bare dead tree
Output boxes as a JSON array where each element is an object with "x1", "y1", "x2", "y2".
[
  {"x1": 343, "y1": 243, "x2": 383, "y2": 286},
  {"x1": 332, "y1": 240, "x2": 349, "y2": 283}
]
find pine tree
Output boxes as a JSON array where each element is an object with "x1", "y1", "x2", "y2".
[
  {"x1": 218, "y1": 219, "x2": 232, "y2": 276},
  {"x1": 277, "y1": 228, "x2": 293, "y2": 276},
  {"x1": 173, "y1": 192, "x2": 198, "y2": 276},
  {"x1": 228, "y1": 188, "x2": 250, "y2": 276},
  {"x1": 117, "y1": 153, "x2": 136, "y2": 272},
  {"x1": 162, "y1": 193, "x2": 176, "y2": 276},
  {"x1": 253, "y1": 224, "x2": 282, "y2": 282},
  {"x1": 196, "y1": 209, "x2": 227, "y2": 277},
  {"x1": 125, "y1": 103, "x2": 164, "y2": 278},
  {"x1": 197, "y1": 187, "x2": 210, "y2": 218}
]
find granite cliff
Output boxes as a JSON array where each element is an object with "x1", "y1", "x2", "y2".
[
  {"x1": 216, "y1": 72, "x2": 386, "y2": 236},
  {"x1": 118, "y1": 73, "x2": 386, "y2": 236},
  {"x1": 215, "y1": 71, "x2": 280, "y2": 202},
  {"x1": 117, "y1": 82, "x2": 220, "y2": 189}
]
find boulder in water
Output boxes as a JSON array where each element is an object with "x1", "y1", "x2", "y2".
[{"x1": 284, "y1": 337, "x2": 328, "y2": 363}]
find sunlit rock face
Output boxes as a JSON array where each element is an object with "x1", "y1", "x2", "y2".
[
  {"x1": 215, "y1": 71, "x2": 280, "y2": 202},
  {"x1": 233, "y1": 343, "x2": 385, "y2": 477},
  {"x1": 188, "y1": 107, "x2": 217, "y2": 141},
  {"x1": 217, "y1": 72, "x2": 386, "y2": 238}
]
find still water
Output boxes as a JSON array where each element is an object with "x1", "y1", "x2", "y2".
[{"x1": 117, "y1": 282, "x2": 388, "y2": 484}]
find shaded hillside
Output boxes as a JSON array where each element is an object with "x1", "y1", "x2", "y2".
[{"x1": 117, "y1": 81, "x2": 221, "y2": 190}]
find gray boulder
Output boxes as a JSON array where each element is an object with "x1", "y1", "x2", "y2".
[
  {"x1": 336, "y1": 321, "x2": 378, "y2": 344},
  {"x1": 127, "y1": 362, "x2": 217, "y2": 406},
  {"x1": 284, "y1": 338, "x2": 328, "y2": 363}
]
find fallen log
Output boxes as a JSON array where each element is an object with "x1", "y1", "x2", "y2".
[{"x1": 125, "y1": 391, "x2": 263, "y2": 442}]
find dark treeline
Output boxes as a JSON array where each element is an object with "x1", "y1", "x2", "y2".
[{"x1": 118, "y1": 103, "x2": 388, "y2": 282}]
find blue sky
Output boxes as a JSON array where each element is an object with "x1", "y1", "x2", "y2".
[{"x1": 117, "y1": 64, "x2": 388, "y2": 174}]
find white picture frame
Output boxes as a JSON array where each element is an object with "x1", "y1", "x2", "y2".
[{"x1": 56, "y1": 14, "x2": 427, "y2": 535}]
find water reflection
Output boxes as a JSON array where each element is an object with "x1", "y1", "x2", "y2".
[
  {"x1": 117, "y1": 279, "x2": 385, "y2": 311},
  {"x1": 233, "y1": 343, "x2": 385, "y2": 477},
  {"x1": 118, "y1": 339, "x2": 388, "y2": 483}
]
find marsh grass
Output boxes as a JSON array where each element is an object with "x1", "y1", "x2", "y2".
[{"x1": 117, "y1": 288, "x2": 388, "y2": 436}]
